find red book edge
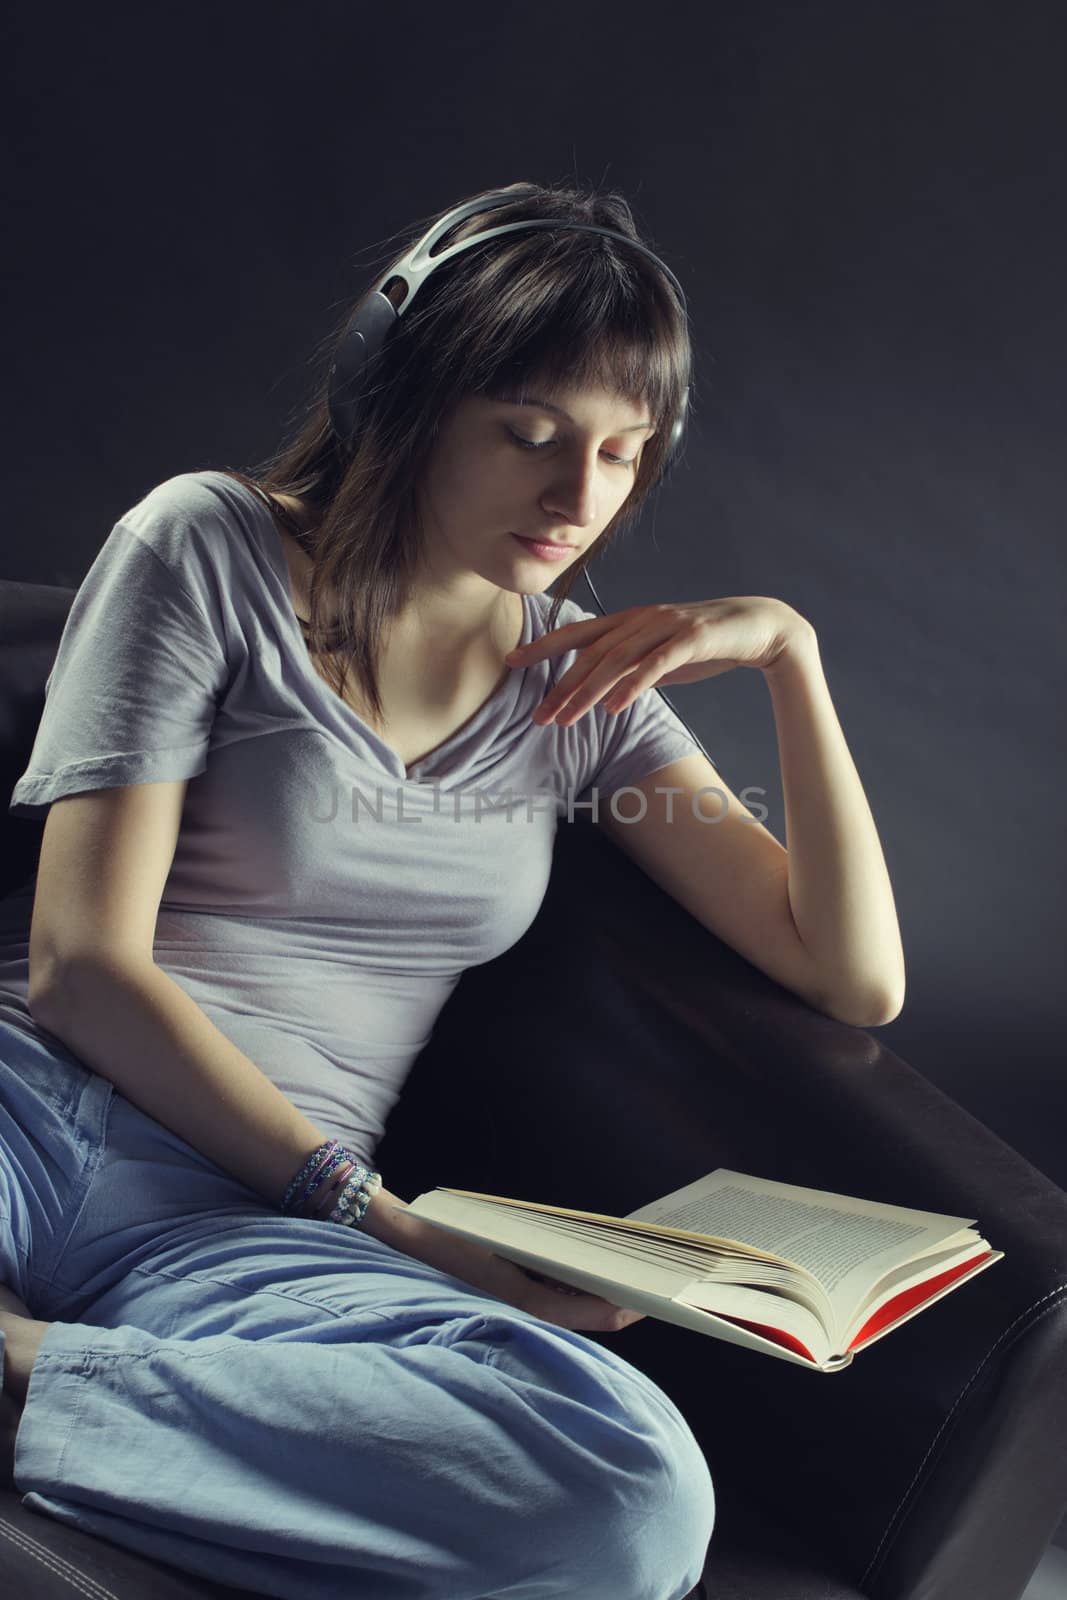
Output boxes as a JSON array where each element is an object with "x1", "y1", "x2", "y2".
[
  {"x1": 846, "y1": 1248, "x2": 995, "y2": 1350},
  {"x1": 710, "y1": 1248, "x2": 995, "y2": 1365}
]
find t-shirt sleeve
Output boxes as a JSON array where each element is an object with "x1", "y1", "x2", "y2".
[
  {"x1": 581, "y1": 678, "x2": 708, "y2": 801},
  {"x1": 546, "y1": 599, "x2": 711, "y2": 811},
  {"x1": 9, "y1": 476, "x2": 232, "y2": 819}
]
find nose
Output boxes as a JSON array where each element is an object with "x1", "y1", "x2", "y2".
[{"x1": 540, "y1": 450, "x2": 601, "y2": 532}]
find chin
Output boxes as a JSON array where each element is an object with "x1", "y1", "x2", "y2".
[{"x1": 512, "y1": 573, "x2": 565, "y2": 596}]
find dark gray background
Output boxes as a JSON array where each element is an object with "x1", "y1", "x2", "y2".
[{"x1": 4, "y1": 1, "x2": 1065, "y2": 1533}]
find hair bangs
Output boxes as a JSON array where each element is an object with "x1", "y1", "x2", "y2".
[{"x1": 445, "y1": 233, "x2": 688, "y2": 443}]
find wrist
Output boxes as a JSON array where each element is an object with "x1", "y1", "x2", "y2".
[
  {"x1": 282, "y1": 1139, "x2": 344, "y2": 1214},
  {"x1": 763, "y1": 614, "x2": 818, "y2": 681},
  {"x1": 357, "y1": 1184, "x2": 411, "y2": 1243},
  {"x1": 281, "y1": 1140, "x2": 384, "y2": 1228},
  {"x1": 302, "y1": 1157, "x2": 358, "y2": 1219}
]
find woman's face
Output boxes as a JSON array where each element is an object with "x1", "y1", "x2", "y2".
[{"x1": 412, "y1": 381, "x2": 658, "y2": 600}]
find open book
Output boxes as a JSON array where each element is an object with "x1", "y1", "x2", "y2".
[{"x1": 406, "y1": 1168, "x2": 1004, "y2": 1372}]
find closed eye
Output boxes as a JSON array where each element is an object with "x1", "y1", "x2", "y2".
[{"x1": 507, "y1": 428, "x2": 636, "y2": 468}]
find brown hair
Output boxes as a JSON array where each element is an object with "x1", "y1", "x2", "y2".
[{"x1": 219, "y1": 177, "x2": 693, "y2": 724}]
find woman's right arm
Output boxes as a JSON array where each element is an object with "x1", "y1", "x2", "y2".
[
  {"x1": 32, "y1": 953, "x2": 358, "y2": 1207},
  {"x1": 26, "y1": 781, "x2": 401, "y2": 1215},
  {"x1": 31, "y1": 960, "x2": 640, "y2": 1330},
  {"x1": 26, "y1": 786, "x2": 638, "y2": 1330}
]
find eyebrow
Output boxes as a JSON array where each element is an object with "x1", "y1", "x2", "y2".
[{"x1": 492, "y1": 391, "x2": 655, "y2": 433}]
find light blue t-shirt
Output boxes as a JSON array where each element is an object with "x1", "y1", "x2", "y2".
[{"x1": 1, "y1": 469, "x2": 703, "y2": 1165}]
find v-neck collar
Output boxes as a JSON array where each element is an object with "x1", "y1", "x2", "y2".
[{"x1": 225, "y1": 473, "x2": 531, "y2": 783}]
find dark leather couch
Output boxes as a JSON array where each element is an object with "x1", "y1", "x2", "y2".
[{"x1": 2, "y1": 576, "x2": 1066, "y2": 1600}]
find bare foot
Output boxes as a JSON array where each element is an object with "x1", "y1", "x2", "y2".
[{"x1": 0, "y1": 1283, "x2": 51, "y2": 1489}]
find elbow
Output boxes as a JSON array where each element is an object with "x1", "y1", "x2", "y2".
[
  {"x1": 27, "y1": 975, "x2": 67, "y2": 1025},
  {"x1": 28, "y1": 958, "x2": 107, "y2": 1030},
  {"x1": 27, "y1": 947, "x2": 83, "y2": 1024},
  {"x1": 879, "y1": 983, "x2": 906, "y2": 1025},
  {"x1": 859, "y1": 991, "x2": 905, "y2": 1027},
  {"x1": 825, "y1": 983, "x2": 905, "y2": 1028},
  {"x1": 27, "y1": 982, "x2": 77, "y2": 1037}
]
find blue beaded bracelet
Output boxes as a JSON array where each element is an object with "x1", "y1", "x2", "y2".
[
  {"x1": 292, "y1": 1146, "x2": 351, "y2": 1213},
  {"x1": 282, "y1": 1140, "x2": 338, "y2": 1212},
  {"x1": 282, "y1": 1140, "x2": 382, "y2": 1230}
]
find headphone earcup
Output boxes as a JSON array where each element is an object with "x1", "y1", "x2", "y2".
[
  {"x1": 327, "y1": 291, "x2": 400, "y2": 453},
  {"x1": 655, "y1": 385, "x2": 689, "y2": 487}
]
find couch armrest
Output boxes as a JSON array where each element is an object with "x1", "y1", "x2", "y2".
[
  {"x1": 379, "y1": 814, "x2": 1067, "y2": 1600},
  {"x1": 0, "y1": 581, "x2": 77, "y2": 900}
]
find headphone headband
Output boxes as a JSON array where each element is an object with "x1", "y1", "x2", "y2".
[
  {"x1": 327, "y1": 186, "x2": 690, "y2": 471},
  {"x1": 374, "y1": 190, "x2": 688, "y2": 321}
]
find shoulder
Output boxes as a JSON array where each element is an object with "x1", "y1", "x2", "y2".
[
  {"x1": 119, "y1": 469, "x2": 256, "y2": 531},
  {"x1": 109, "y1": 470, "x2": 267, "y2": 577},
  {"x1": 83, "y1": 471, "x2": 273, "y2": 643}
]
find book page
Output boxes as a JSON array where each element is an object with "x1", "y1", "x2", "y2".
[
  {"x1": 506, "y1": 1208, "x2": 833, "y2": 1325},
  {"x1": 843, "y1": 1241, "x2": 990, "y2": 1333},
  {"x1": 426, "y1": 1187, "x2": 802, "y2": 1266},
  {"x1": 670, "y1": 1280, "x2": 830, "y2": 1365},
  {"x1": 845, "y1": 1251, "x2": 1003, "y2": 1352},
  {"x1": 626, "y1": 1169, "x2": 981, "y2": 1337},
  {"x1": 409, "y1": 1188, "x2": 706, "y2": 1299}
]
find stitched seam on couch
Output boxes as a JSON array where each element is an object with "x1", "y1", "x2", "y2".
[
  {"x1": 859, "y1": 1280, "x2": 1067, "y2": 1585},
  {"x1": 0, "y1": 1515, "x2": 122, "y2": 1600}
]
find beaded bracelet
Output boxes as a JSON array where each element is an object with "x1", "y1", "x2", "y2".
[
  {"x1": 282, "y1": 1140, "x2": 339, "y2": 1212},
  {"x1": 304, "y1": 1157, "x2": 359, "y2": 1219},
  {"x1": 329, "y1": 1166, "x2": 383, "y2": 1228},
  {"x1": 295, "y1": 1147, "x2": 353, "y2": 1214},
  {"x1": 281, "y1": 1139, "x2": 382, "y2": 1230}
]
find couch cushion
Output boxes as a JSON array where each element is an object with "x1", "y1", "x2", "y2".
[{"x1": 1, "y1": 1483, "x2": 866, "y2": 1599}]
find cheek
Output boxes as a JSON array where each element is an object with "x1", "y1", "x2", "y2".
[
  {"x1": 426, "y1": 442, "x2": 529, "y2": 529},
  {"x1": 421, "y1": 459, "x2": 476, "y2": 527}
]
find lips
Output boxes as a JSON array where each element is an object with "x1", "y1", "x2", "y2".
[{"x1": 510, "y1": 533, "x2": 575, "y2": 562}]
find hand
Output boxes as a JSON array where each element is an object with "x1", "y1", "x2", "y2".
[
  {"x1": 504, "y1": 596, "x2": 813, "y2": 726},
  {"x1": 509, "y1": 1264, "x2": 647, "y2": 1332},
  {"x1": 365, "y1": 1193, "x2": 646, "y2": 1333}
]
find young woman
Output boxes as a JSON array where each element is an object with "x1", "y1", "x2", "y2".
[{"x1": 0, "y1": 179, "x2": 903, "y2": 1599}]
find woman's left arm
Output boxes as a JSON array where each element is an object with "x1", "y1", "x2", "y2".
[
  {"x1": 760, "y1": 618, "x2": 906, "y2": 1022},
  {"x1": 507, "y1": 596, "x2": 906, "y2": 1027}
]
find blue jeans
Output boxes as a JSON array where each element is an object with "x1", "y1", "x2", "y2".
[{"x1": 0, "y1": 1018, "x2": 714, "y2": 1599}]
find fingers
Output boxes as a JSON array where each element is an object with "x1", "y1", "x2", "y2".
[
  {"x1": 508, "y1": 1263, "x2": 646, "y2": 1331},
  {"x1": 520, "y1": 1268, "x2": 582, "y2": 1296},
  {"x1": 528, "y1": 1287, "x2": 647, "y2": 1333},
  {"x1": 560, "y1": 1298, "x2": 647, "y2": 1333}
]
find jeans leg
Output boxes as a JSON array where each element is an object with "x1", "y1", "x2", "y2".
[
  {"x1": 6, "y1": 1053, "x2": 714, "y2": 1598},
  {"x1": 0, "y1": 1019, "x2": 114, "y2": 1390},
  {"x1": 18, "y1": 1298, "x2": 713, "y2": 1600}
]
